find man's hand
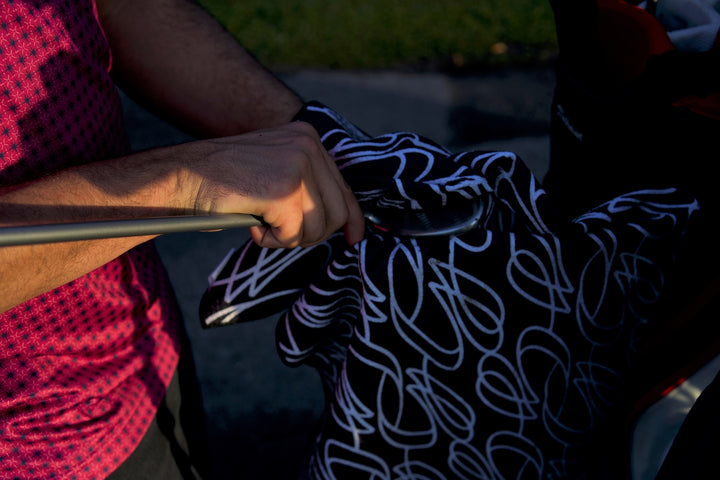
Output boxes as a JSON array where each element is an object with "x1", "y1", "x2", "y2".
[{"x1": 186, "y1": 121, "x2": 366, "y2": 248}]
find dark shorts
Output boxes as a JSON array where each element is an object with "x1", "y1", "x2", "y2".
[{"x1": 108, "y1": 329, "x2": 209, "y2": 480}]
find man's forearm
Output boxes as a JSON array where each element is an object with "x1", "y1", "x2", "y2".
[
  {"x1": 96, "y1": 0, "x2": 303, "y2": 138},
  {"x1": 1, "y1": 122, "x2": 365, "y2": 313},
  {"x1": 0, "y1": 145, "x2": 193, "y2": 313}
]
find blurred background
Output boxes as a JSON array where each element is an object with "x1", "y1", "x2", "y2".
[
  {"x1": 126, "y1": 1, "x2": 561, "y2": 478},
  {"x1": 196, "y1": 0, "x2": 557, "y2": 71}
]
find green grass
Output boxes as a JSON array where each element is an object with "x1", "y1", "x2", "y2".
[{"x1": 197, "y1": 0, "x2": 558, "y2": 70}]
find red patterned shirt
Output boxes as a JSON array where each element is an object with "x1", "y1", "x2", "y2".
[{"x1": 0, "y1": 1, "x2": 181, "y2": 478}]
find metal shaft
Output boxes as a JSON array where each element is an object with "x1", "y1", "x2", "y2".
[{"x1": 0, "y1": 214, "x2": 262, "y2": 247}]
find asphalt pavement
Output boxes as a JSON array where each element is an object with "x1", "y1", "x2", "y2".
[{"x1": 122, "y1": 65, "x2": 555, "y2": 479}]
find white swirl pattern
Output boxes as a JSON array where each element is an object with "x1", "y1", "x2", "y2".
[{"x1": 199, "y1": 102, "x2": 698, "y2": 479}]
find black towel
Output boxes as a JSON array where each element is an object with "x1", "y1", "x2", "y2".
[{"x1": 200, "y1": 102, "x2": 697, "y2": 479}]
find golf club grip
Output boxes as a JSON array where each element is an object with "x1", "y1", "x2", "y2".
[{"x1": 0, "y1": 214, "x2": 263, "y2": 247}]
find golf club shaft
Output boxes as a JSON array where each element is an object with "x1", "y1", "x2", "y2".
[{"x1": 0, "y1": 214, "x2": 262, "y2": 247}]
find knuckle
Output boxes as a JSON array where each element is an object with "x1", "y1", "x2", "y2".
[
  {"x1": 290, "y1": 120, "x2": 316, "y2": 135},
  {"x1": 294, "y1": 135, "x2": 320, "y2": 156},
  {"x1": 288, "y1": 123, "x2": 322, "y2": 150}
]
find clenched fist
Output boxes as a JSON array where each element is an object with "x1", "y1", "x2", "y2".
[{"x1": 184, "y1": 121, "x2": 365, "y2": 248}]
